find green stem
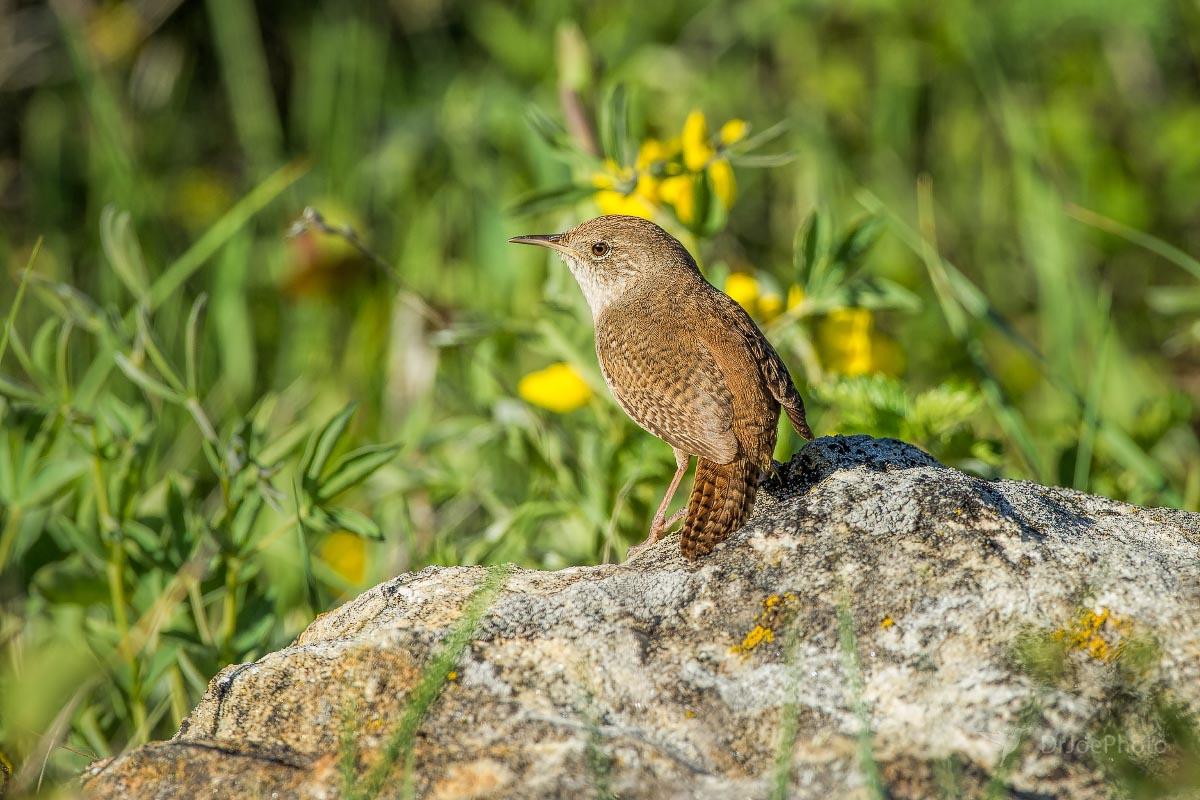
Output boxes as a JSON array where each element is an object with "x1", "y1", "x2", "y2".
[
  {"x1": 221, "y1": 555, "x2": 241, "y2": 657},
  {"x1": 108, "y1": 537, "x2": 146, "y2": 734},
  {"x1": 0, "y1": 506, "x2": 23, "y2": 574},
  {"x1": 95, "y1": 448, "x2": 147, "y2": 734},
  {"x1": 107, "y1": 539, "x2": 129, "y2": 634}
]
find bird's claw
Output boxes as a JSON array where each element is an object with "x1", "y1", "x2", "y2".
[
  {"x1": 758, "y1": 460, "x2": 786, "y2": 488},
  {"x1": 626, "y1": 508, "x2": 688, "y2": 561}
]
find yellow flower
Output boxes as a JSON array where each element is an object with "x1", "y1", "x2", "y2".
[
  {"x1": 682, "y1": 110, "x2": 714, "y2": 171},
  {"x1": 595, "y1": 189, "x2": 654, "y2": 217},
  {"x1": 680, "y1": 111, "x2": 745, "y2": 210},
  {"x1": 817, "y1": 308, "x2": 905, "y2": 376},
  {"x1": 591, "y1": 160, "x2": 653, "y2": 218},
  {"x1": 319, "y1": 532, "x2": 365, "y2": 584},
  {"x1": 658, "y1": 174, "x2": 697, "y2": 225},
  {"x1": 708, "y1": 158, "x2": 736, "y2": 208},
  {"x1": 758, "y1": 292, "x2": 783, "y2": 320},
  {"x1": 518, "y1": 362, "x2": 593, "y2": 413},
  {"x1": 786, "y1": 285, "x2": 805, "y2": 311},
  {"x1": 726, "y1": 272, "x2": 792, "y2": 320},
  {"x1": 724, "y1": 273, "x2": 760, "y2": 312},
  {"x1": 719, "y1": 119, "x2": 749, "y2": 146},
  {"x1": 634, "y1": 139, "x2": 675, "y2": 204},
  {"x1": 637, "y1": 137, "x2": 678, "y2": 168},
  {"x1": 817, "y1": 308, "x2": 876, "y2": 376}
]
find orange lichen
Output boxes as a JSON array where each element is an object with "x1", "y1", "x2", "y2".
[
  {"x1": 1050, "y1": 607, "x2": 1133, "y2": 663},
  {"x1": 733, "y1": 625, "x2": 775, "y2": 653},
  {"x1": 731, "y1": 592, "x2": 798, "y2": 655}
]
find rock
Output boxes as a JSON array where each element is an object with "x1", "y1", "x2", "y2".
[{"x1": 82, "y1": 436, "x2": 1200, "y2": 799}]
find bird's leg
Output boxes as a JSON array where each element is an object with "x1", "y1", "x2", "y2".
[
  {"x1": 662, "y1": 507, "x2": 687, "y2": 527},
  {"x1": 627, "y1": 449, "x2": 689, "y2": 559}
]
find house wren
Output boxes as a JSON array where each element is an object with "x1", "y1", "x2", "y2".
[{"x1": 510, "y1": 215, "x2": 812, "y2": 559}]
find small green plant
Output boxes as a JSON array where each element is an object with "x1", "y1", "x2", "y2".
[
  {"x1": 339, "y1": 564, "x2": 510, "y2": 800},
  {"x1": 835, "y1": 593, "x2": 886, "y2": 800},
  {"x1": 0, "y1": 199, "x2": 397, "y2": 790}
]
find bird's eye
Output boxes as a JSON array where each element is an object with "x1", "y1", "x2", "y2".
[{"x1": 591, "y1": 241, "x2": 610, "y2": 258}]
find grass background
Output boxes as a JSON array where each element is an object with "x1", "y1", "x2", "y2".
[{"x1": 1, "y1": 0, "x2": 1198, "y2": 793}]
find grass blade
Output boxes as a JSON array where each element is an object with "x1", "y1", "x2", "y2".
[
  {"x1": 147, "y1": 160, "x2": 308, "y2": 311},
  {"x1": 204, "y1": 0, "x2": 283, "y2": 175},
  {"x1": 836, "y1": 593, "x2": 885, "y2": 800},
  {"x1": 346, "y1": 564, "x2": 512, "y2": 800},
  {"x1": 317, "y1": 443, "x2": 402, "y2": 503},
  {"x1": 1066, "y1": 203, "x2": 1200, "y2": 282},
  {"x1": 0, "y1": 239, "x2": 39, "y2": 370},
  {"x1": 301, "y1": 402, "x2": 358, "y2": 485}
]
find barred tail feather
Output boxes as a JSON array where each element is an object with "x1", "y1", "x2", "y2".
[
  {"x1": 784, "y1": 403, "x2": 813, "y2": 440},
  {"x1": 680, "y1": 457, "x2": 757, "y2": 560}
]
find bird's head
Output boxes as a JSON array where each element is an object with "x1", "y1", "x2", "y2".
[{"x1": 509, "y1": 215, "x2": 698, "y2": 317}]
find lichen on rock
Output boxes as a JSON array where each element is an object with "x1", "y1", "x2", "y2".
[{"x1": 82, "y1": 436, "x2": 1200, "y2": 799}]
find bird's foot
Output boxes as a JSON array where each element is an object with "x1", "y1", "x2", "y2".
[
  {"x1": 625, "y1": 508, "x2": 687, "y2": 561},
  {"x1": 625, "y1": 535, "x2": 657, "y2": 561},
  {"x1": 758, "y1": 460, "x2": 787, "y2": 490}
]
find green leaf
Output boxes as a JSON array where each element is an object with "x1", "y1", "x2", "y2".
[
  {"x1": 24, "y1": 458, "x2": 88, "y2": 506},
  {"x1": 0, "y1": 373, "x2": 43, "y2": 404},
  {"x1": 136, "y1": 311, "x2": 186, "y2": 394},
  {"x1": 1147, "y1": 285, "x2": 1200, "y2": 315},
  {"x1": 318, "y1": 506, "x2": 383, "y2": 541},
  {"x1": 726, "y1": 119, "x2": 789, "y2": 154},
  {"x1": 795, "y1": 212, "x2": 824, "y2": 286},
  {"x1": 727, "y1": 152, "x2": 796, "y2": 168},
  {"x1": 29, "y1": 276, "x2": 106, "y2": 332},
  {"x1": 0, "y1": 434, "x2": 15, "y2": 500},
  {"x1": 200, "y1": 438, "x2": 224, "y2": 477},
  {"x1": 230, "y1": 491, "x2": 264, "y2": 549},
  {"x1": 258, "y1": 421, "x2": 311, "y2": 468},
  {"x1": 147, "y1": 160, "x2": 308, "y2": 311},
  {"x1": 294, "y1": 480, "x2": 321, "y2": 612},
  {"x1": 808, "y1": 277, "x2": 922, "y2": 314},
  {"x1": 114, "y1": 353, "x2": 185, "y2": 403},
  {"x1": 123, "y1": 520, "x2": 160, "y2": 553},
  {"x1": 30, "y1": 318, "x2": 59, "y2": 384},
  {"x1": 185, "y1": 294, "x2": 207, "y2": 395},
  {"x1": 232, "y1": 613, "x2": 277, "y2": 653},
  {"x1": 46, "y1": 516, "x2": 105, "y2": 566},
  {"x1": 99, "y1": 205, "x2": 150, "y2": 300},
  {"x1": 55, "y1": 318, "x2": 74, "y2": 392},
  {"x1": 32, "y1": 555, "x2": 110, "y2": 605},
  {"x1": 166, "y1": 474, "x2": 191, "y2": 538},
  {"x1": 525, "y1": 105, "x2": 573, "y2": 152},
  {"x1": 0, "y1": 238, "x2": 38, "y2": 371},
  {"x1": 599, "y1": 83, "x2": 631, "y2": 167},
  {"x1": 301, "y1": 402, "x2": 357, "y2": 486},
  {"x1": 832, "y1": 215, "x2": 886, "y2": 270},
  {"x1": 317, "y1": 443, "x2": 401, "y2": 503},
  {"x1": 508, "y1": 184, "x2": 595, "y2": 217}
]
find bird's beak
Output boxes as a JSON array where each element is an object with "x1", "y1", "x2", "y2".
[{"x1": 508, "y1": 233, "x2": 569, "y2": 255}]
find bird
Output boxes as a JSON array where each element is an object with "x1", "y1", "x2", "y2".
[{"x1": 509, "y1": 215, "x2": 812, "y2": 560}]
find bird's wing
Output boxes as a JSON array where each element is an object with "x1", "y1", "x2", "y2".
[
  {"x1": 596, "y1": 315, "x2": 738, "y2": 464},
  {"x1": 709, "y1": 292, "x2": 813, "y2": 440}
]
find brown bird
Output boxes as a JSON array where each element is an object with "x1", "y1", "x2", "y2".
[{"x1": 510, "y1": 215, "x2": 812, "y2": 559}]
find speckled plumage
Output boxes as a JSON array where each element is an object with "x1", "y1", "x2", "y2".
[{"x1": 511, "y1": 215, "x2": 812, "y2": 559}]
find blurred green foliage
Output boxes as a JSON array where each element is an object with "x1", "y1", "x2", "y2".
[{"x1": 1, "y1": 0, "x2": 1198, "y2": 793}]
